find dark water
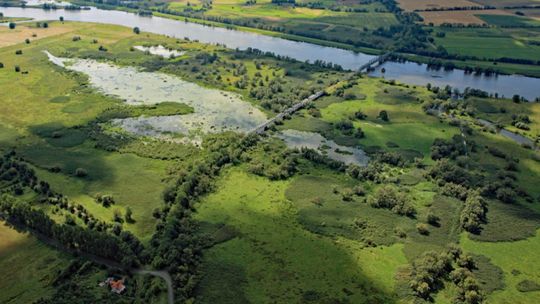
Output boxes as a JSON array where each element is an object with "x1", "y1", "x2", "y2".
[
  {"x1": 370, "y1": 61, "x2": 540, "y2": 100},
  {"x1": 1, "y1": 6, "x2": 539, "y2": 99}
]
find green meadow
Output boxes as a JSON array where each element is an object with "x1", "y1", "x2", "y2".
[
  {"x1": 0, "y1": 18, "x2": 539, "y2": 304},
  {"x1": 432, "y1": 27, "x2": 540, "y2": 61}
]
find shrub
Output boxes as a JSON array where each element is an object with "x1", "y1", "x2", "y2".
[
  {"x1": 344, "y1": 92, "x2": 356, "y2": 100},
  {"x1": 416, "y1": 223, "x2": 430, "y2": 235},
  {"x1": 378, "y1": 110, "x2": 389, "y2": 121},
  {"x1": 516, "y1": 280, "x2": 540, "y2": 292},
  {"x1": 496, "y1": 187, "x2": 516, "y2": 204},
  {"x1": 441, "y1": 182, "x2": 468, "y2": 200},
  {"x1": 354, "y1": 111, "x2": 367, "y2": 120},
  {"x1": 369, "y1": 185, "x2": 416, "y2": 217},
  {"x1": 460, "y1": 191, "x2": 487, "y2": 233},
  {"x1": 427, "y1": 213, "x2": 440, "y2": 226},
  {"x1": 9, "y1": 22, "x2": 15, "y2": 29},
  {"x1": 74, "y1": 168, "x2": 88, "y2": 177},
  {"x1": 96, "y1": 194, "x2": 115, "y2": 207},
  {"x1": 113, "y1": 209, "x2": 123, "y2": 223}
]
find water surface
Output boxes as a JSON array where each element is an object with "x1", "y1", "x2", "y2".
[
  {"x1": 24, "y1": 0, "x2": 71, "y2": 6},
  {"x1": 133, "y1": 45, "x2": 184, "y2": 58},
  {"x1": 45, "y1": 51, "x2": 267, "y2": 137},
  {"x1": 370, "y1": 61, "x2": 540, "y2": 100},
  {"x1": 277, "y1": 129, "x2": 369, "y2": 166},
  {"x1": 2, "y1": 7, "x2": 538, "y2": 99}
]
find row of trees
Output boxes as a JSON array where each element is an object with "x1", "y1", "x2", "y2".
[
  {"x1": 0, "y1": 152, "x2": 144, "y2": 266},
  {"x1": 148, "y1": 133, "x2": 258, "y2": 301},
  {"x1": 0, "y1": 195, "x2": 140, "y2": 266}
]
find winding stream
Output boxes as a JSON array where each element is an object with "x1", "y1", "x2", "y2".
[{"x1": 1, "y1": 6, "x2": 539, "y2": 99}]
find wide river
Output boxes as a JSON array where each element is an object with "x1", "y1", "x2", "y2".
[{"x1": 1, "y1": 6, "x2": 539, "y2": 100}]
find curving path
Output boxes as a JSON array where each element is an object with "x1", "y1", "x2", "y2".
[{"x1": 134, "y1": 270, "x2": 174, "y2": 304}]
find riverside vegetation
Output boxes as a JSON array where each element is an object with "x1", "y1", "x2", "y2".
[
  {"x1": 0, "y1": 18, "x2": 539, "y2": 304},
  {"x1": 50, "y1": 0, "x2": 540, "y2": 77}
]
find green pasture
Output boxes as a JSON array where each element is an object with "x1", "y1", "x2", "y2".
[
  {"x1": 315, "y1": 78, "x2": 459, "y2": 156},
  {"x1": 477, "y1": 14, "x2": 540, "y2": 27},
  {"x1": 195, "y1": 167, "x2": 408, "y2": 303},
  {"x1": 0, "y1": 223, "x2": 71, "y2": 304},
  {"x1": 462, "y1": 230, "x2": 540, "y2": 304},
  {"x1": 432, "y1": 27, "x2": 540, "y2": 61}
]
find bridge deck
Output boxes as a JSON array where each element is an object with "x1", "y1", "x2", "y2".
[{"x1": 250, "y1": 52, "x2": 391, "y2": 135}]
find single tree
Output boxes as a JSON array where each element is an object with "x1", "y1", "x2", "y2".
[
  {"x1": 125, "y1": 207, "x2": 133, "y2": 223},
  {"x1": 378, "y1": 110, "x2": 389, "y2": 121},
  {"x1": 133, "y1": 26, "x2": 140, "y2": 34}
]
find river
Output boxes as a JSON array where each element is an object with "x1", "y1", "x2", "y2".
[{"x1": 1, "y1": 6, "x2": 539, "y2": 100}]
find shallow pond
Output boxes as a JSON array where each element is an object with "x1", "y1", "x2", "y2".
[
  {"x1": 133, "y1": 45, "x2": 184, "y2": 59},
  {"x1": 277, "y1": 129, "x2": 369, "y2": 166},
  {"x1": 45, "y1": 51, "x2": 267, "y2": 137}
]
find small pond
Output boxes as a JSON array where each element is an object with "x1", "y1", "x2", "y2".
[
  {"x1": 277, "y1": 129, "x2": 369, "y2": 166},
  {"x1": 133, "y1": 45, "x2": 184, "y2": 59}
]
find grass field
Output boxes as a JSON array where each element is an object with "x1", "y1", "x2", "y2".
[
  {"x1": 315, "y1": 77, "x2": 459, "y2": 156},
  {"x1": 462, "y1": 231, "x2": 540, "y2": 303},
  {"x1": 432, "y1": 27, "x2": 540, "y2": 60},
  {"x1": 162, "y1": 0, "x2": 398, "y2": 48},
  {"x1": 397, "y1": 0, "x2": 481, "y2": 11},
  {"x1": 0, "y1": 22, "x2": 177, "y2": 241},
  {"x1": 467, "y1": 96, "x2": 540, "y2": 137},
  {"x1": 470, "y1": 0, "x2": 540, "y2": 8},
  {"x1": 478, "y1": 14, "x2": 540, "y2": 26},
  {"x1": 195, "y1": 167, "x2": 408, "y2": 303},
  {"x1": 420, "y1": 10, "x2": 512, "y2": 25},
  {"x1": 0, "y1": 223, "x2": 71, "y2": 304},
  {"x1": 520, "y1": 8, "x2": 540, "y2": 21},
  {"x1": 1, "y1": 17, "x2": 539, "y2": 304}
]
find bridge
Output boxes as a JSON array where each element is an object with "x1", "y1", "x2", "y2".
[
  {"x1": 250, "y1": 52, "x2": 392, "y2": 135},
  {"x1": 251, "y1": 91, "x2": 325, "y2": 134},
  {"x1": 358, "y1": 52, "x2": 392, "y2": 73}
]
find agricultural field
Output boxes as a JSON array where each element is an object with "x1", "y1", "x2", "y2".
[
  {"x1": 161, "y1": 0, "x2": 399, "y2": 49},
  {"x1": 470, "y1": 0, "x2": 540, "y2": 8},
  {"x1": 0, "y1": 11, "x2": 539, "y2": 304},
  {"x1": 520, "y1": 8, "x2": 540, "y2": 20},
  {"x1": 431, "y1": 27, "x2": 540, "y2": 61},
  {"x1": 419, "y1": 10, "x2": 512, "y2": 25},
  {"x1": 396, "y1": 0, "x2": 482, "y2": 12}
]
